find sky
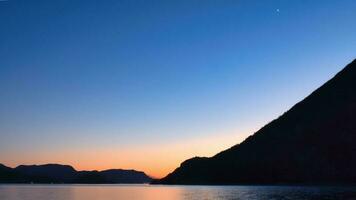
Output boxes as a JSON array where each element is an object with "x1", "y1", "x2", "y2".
[{"x1": 0, "y1": 0, "x2": 355, "y2": 178}]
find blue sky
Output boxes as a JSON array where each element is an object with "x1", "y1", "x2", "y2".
[{"x1": 0, "y1": 0, "x2": 355, "y2": 177}]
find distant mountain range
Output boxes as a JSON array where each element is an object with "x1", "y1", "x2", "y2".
[
  {"x1": 154, "y1": 59, "x2": 356, "y2": 185},
  {"x1": 0, "y1": 163, "x2": 152, "y2": 184}
]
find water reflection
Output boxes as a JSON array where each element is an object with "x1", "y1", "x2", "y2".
[{"x1": 0, "y1": 184, "x2": 356, "y2": 200}]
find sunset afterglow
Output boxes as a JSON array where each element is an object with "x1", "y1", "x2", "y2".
[{"x1": 1, "y1": 0, "x2": 355, "y2": 180}]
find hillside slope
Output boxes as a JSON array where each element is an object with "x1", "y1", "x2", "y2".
[{"x1": 156, "y1": 59, "x2": 356, "y2": 185}]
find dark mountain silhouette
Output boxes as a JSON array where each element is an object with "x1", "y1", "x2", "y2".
[
  {"x1": 75, "y1": 169, "x2": 152, "y2": 184},
  {"x1": 0, "y1": 164, "x2": 24, "y2": 183},
  {"x1": 15, "y1": 164, "x2": 77, "y2": 183},
  {"x1": 0, "y1": 163, "x2": 152, "y2": 184},
  {"x1": 101, "y1": 169, "x2": 152, "y2": 183},
  {"x1": 154, "y1": 59, "x2": 356, "y2": 185}
]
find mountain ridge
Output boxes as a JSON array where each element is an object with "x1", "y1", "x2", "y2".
[
  {"x1": 154, "y1": 59, "x2": 356, "y2": 185},
  {"x1": 0, "y1": 163, "x2": 152, "y2": 184}
]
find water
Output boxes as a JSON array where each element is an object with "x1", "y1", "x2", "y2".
[{"x1": 0, "y1": 184, "x2": 356, "y2": 200}]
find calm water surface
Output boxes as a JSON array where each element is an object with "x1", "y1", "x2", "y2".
[{"x1": 0, "y1": 184, "x2": 356, "y2": 200}]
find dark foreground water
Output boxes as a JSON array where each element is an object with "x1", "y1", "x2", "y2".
[{"x1": 1, "y1": 184, "x2": 356, "y2": 200}]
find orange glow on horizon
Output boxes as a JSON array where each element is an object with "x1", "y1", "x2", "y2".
[{"x1": 1, "y1": 131, "x2": 251, "y2": 179}]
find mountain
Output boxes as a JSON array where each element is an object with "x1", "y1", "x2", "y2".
[
  {"x1": 100, "y1": 169, "x2": 152, "y2": 183},
  {"x1": 75, "y1": 169, "x2": 152, "y2": 184},
  {"x1": 155, "y1": 59, "x2": 356, "y2": 185},
  {"x1": 0, "y1": 163, "x2": 152, "y2": 184},
  {"x1": 0, "y1": 164, "x2": 24, "y2": 183},
  {"x1": 15, "y1": 164, "x2": 77, "y2": 183}
]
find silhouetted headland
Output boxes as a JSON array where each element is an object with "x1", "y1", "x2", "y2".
[
  {"x1": 153, "y1": 59, "x2": 356, "y2": 185},
  {"x1": 0, "y1": 163, "x2": 152, "y2": 184}
]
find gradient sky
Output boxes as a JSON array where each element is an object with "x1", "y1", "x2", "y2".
[{"x1": 0, "y1": 0, "x2": 355, "y2": 178}]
